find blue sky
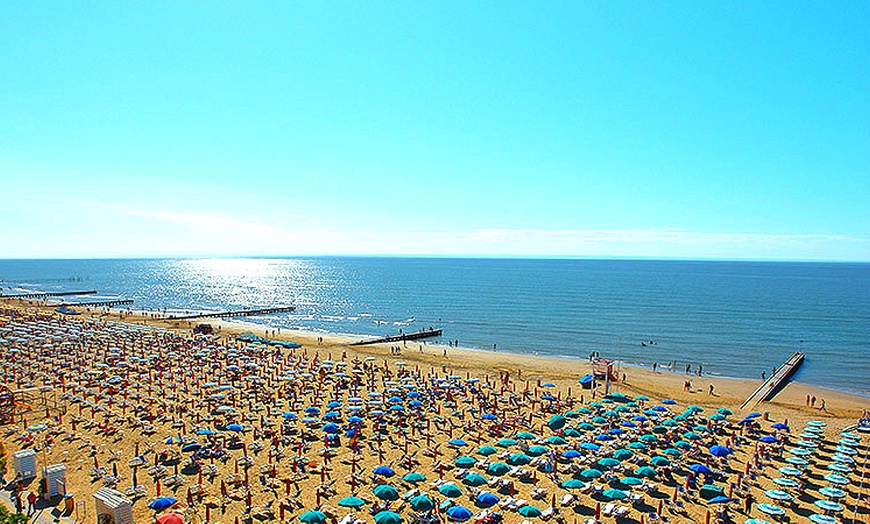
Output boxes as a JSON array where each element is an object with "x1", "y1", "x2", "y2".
[{"x1": 1, "y1": 2, "x2": 868, "y2": 260}]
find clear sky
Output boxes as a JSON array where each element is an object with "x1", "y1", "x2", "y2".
[{"x1": 1, "y1": 2, "x2": 868, "y2": 260}]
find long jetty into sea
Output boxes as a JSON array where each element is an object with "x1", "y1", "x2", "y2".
[
  {"x1": 741, "y1": 351, "x2": 805, "y2": 409},
  {"x1": 64, "y1": 299, "x2": 134, "y2": 308},
  {"x1": 0, "y1": 290, "x2": 98, "y2": 299},
  {"x1": 167, "y1": 306, "x2": 296, "y2": 321},
  {"x1": 350, "y1": 328, "x2": 443, "y2": 346}
]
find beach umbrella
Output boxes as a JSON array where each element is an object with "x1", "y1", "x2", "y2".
[
  {"x1": 771, "y1": 423, "x2": 789, "y2": 431},
  {"x1": 808, "y1": 515, "x2": 840, "y2": 524},
  {"x1": 819, "y1": 487, "x2": 846, "y2": 499},
  {"x1": 639, "y1": 434, "x2": 658, "y2": 443},
  {"x1": 823, "y1": 474, "x2": 849, "y2": 486},
  {"x1": 619, "y1": 476, "x2": 643, "y2": 486},
  {"x1": 181, "y1": 443, "x2": 201, "y2": 453},
  {"x1": 577, "y1": 422, "x2": 596, "y2": 431},
  {"x1": 548, "y1": 415, "x2": 567, "y2": 430},
  {"x1": 621, "y1": 421, "x2": 638, "y2": 428},
  {"x1": 579, "y1": 468, "x2": 603, "y2": 479},
  {"x1": 683, "y1": 432, "x2": 701, "y2": 440},
  {"x1": 463, "y1": 473, "x2": 488, "y2": 486},
  {"x1": 448, "y1": 439, "x2": 468, "y2": 447},
  {"x1": 517, "y1": 431, "x2": 537, "y2": 440},
  {"x1": 613, "y1": 449, "x2": 634, "y2": 461},
  {"x1": 480, "y1": 413, "x2": 498, "y2": 421},
  {"x1": 650, "y1": 456, "x2": 671, "y2": 467},
  {"x1": 771, "y1": 478, "x2": 799, "y2": 489},
  {"x1": 477, "y1": 446, "x2": 498, "y2": 456},
  {"x1": 402, "y1": 472, "x2": 426, "y2": 483},
  {"x1": 744, "y1": 520, "x2": 772, "y2": 524},
  {"x1": 758, "y1": 436, "x2": 778, "y2": 444},
  {"x1": 225, "y1": 423, "x2": 244, "y2": 432},
  {"x1": 156, "y1": 514, "x2": 184, "y2": 524},
  {"x1": 602, "y1": 489, "x2": 628, "y2": 500},
  {"x1": 498, "y1": 438, "x2": 519, "y2": 447},
  {"x1": 690, "y1": 464, "x2": 714, "y2": 475},
  {"x1": 409, "y1": 495, "x2": 434, "y2": 511},
  {"x1": 446, "y1": 506, "x2": 473, "y2": 522},
  {"x1": 826, "y1": 463, "x2": 851, "y2": 473},
  {"x1": 455, "y1": 456, "x2": 477, "y2": 468},
  {"x1": 527, "y1": 445, "x2": 549, "y2": 456},
  {"x1": 508, "y1": 453, "x2": 531, "y2": 465},
  {"x1": 487, "y1": 462, "x2": 511, "y2": 476},
  {"x1": 592, "y1": 416, "x2": 608, "y2": 425},
  {"x1": 626, "y1": 442, "x2": 647, "y2": 450},
  {"x1": 322, "y1": 422, "x2": 340, "y2": 434},
  {"x1": 814, "y1": 500, "x2": 844, "y2": 513},
  {"x1": 476, "y1": 492, "x2": 499, "y2": 507},
  {"x1": 708, "y1": 496, "x2": 733, "y2": 505},
  {"x1": 338, "y1": 496, "x2": 367, "y2": 508},
  {"x1": 374, "y1": 511, "x2": 402, "y2": 524},
  {"x1": 709, "y1": 445, "x2": 732, "y2": 457},
  {"x1": 149, "y1": 497, "x2": 178, "y2": 511},
  {"x1": 373, "y1": 484, "x2": 400, "y2": 501},
  {"x1": 196, "y1": 428, "x2": 216, "y2": 435},
  {"x1": 785, "y1": 457, "x2": 808, "y2": 466},
  {"x1": 674, "y1": 440, "x2": 692, "y2": 449},
  {"x1": 663, "y1": 448, "x2": 682, "y2": 457},
  {"x1": 778, "y1": 467, "x2": 803, "y2": 477},
  {"x1": 374, "y1": 465, "x2": 395, "y2": 477},
  {"x1": 755, "y1": 504, "x2": 786, "y2": 517},
  {"x1": 635, "y1": 466, "x2": 658, "y2": 478},
  {"x1": 561, "y1": 479, "x2": 586, "y2": 490},
  {"x1": 595, "y1": 434, "x2": 614, "y2": 442},
  {"x1": 518, "y1": 505, "x2": 542, "y2": 518},
  {"x1": 765, "y1": 490, "x2": 793, "y2": 502},
  {"x1": 597, "y1": 458, "x2": 620, "y2": 469},
  {"x1": 561, "y1": 450, "x2": 582, "y2": 459},
  {"x1": 580, "y1": 442, "x2": 601, "y2": 451},
  {"x1": 439, "y1": 483, "x2": 462, "y2": 498}
]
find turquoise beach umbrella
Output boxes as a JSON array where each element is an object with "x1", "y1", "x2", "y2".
[
  {"x1": 455, "y1": 456, "x2": 477, "y2": 468},
  {"x1": 477, "y1": 446, "x2": 498, "y2": 456},
  {"x1": 527, "y1": 445, "x2": 548, "y2": 456},
  {"x1": 300, "y1": 511, "x2": 328, "y2": 523},
  {"x1": 635, "y1": 466, "x2": 658, "y2": 478},
  {"x1": 410, "y1": 495, "x2": 434, "y2": 511},
  {"x1": 518, "y1": 505, "x2": 542, "y2": 518},
  {"x1": 548, "y1": 415, "x2": 567, "y2": 430},
  {"x1": 402, "y1": 472, "x2": 426, "y2": 483},
  {"x1": 373, "y1": 485, "x2": 399, "y2": 501},
  {"x1": 374, "y1": 511, "x2": 402, "y2": 524},
  {"x1": 561, "y1": 479, "x2": 586, "y2": 489},
  {"x1": 487, "y1": 462, "x2": 511, "y2": 476},
  {"x1": 463, "y1": 473, "x2": 488, "y2": 486},
  {"x1": 338, "y1": 496, "x2": 366, "y2": 508},
  {"x1": 439, "y1": 483, "x2": 463, "y2": 497},
  {"x1": 613, "y1": 449, "x2": 634, "y2": 461},
  {"x1": 580, "y1": 468, "x2": 603, "y2": 479},
  {"x1": 603, "y1": 489, "x2": 628, "y2": 500}
]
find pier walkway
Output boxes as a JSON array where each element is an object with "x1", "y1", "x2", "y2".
[
  {"x1": 350, "y1": 328, "x2": 442, "y2": 346},
  {"x1": 64, "y1": 299, "x2": 134, "y2": 308},
  {"x1": 0, "y1": 290, "x2": 97, "y2": 299},
  {"x1": 741, "y1": 351, "x2": 805, "y2": 409},
  {"x1": 168, "y1": 306, "x2": 296, "y2": 321}
]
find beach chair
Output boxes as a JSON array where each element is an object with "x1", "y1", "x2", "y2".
[
  {"x1": 497, "y1": 497, "x2": 515, "y2": 509},
  {"x1": 558, "y1": 494, "x2": 573, "y2": 506},
  {"x1": 601, "y1": 503, "x2": 616, "y2": 516},
  {"x1": 613, "y1": 506, "x2": 630, "y2": 517}
]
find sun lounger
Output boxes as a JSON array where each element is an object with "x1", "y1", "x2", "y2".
[
  {"x1": 613, "y1": 506, "x2": 630, "y2": 517},
  {"x1": 498, "y1": 497, "x2": 515, "y2": 509},
  {"x1": 540, "y1": 506, "x2": 556, "y2": 520},
  {"x1": 558, "y1": 494, "x2": 573, "y2": 506},
  {"x1": 602, "y1": 503, "x2": 616, "y2": 516}
]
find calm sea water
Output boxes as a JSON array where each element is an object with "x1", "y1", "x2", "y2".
[{"x1": 1, "y1": 258, "x2": 868, "y2": 395}]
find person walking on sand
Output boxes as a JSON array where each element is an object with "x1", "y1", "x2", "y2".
[
  {"x1": 709, "y1": 384, "x2": 714, "y2": 395},
  {"x1": 819, "y1": 399, "x2": 827, "y2": 412}
]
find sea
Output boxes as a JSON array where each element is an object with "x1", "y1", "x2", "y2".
[{"x1": 1, "y1": 258, "x2": 868, "y2": 396}]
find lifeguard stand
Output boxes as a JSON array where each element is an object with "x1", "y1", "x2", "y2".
[{"x1": 591, "y1": 358, "x2": 620, "y2": 395}]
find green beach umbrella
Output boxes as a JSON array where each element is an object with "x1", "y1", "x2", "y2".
[
  {"x1": 620, "y1": 476, "x2": 643, "y2": 486},
  {"x1": 455, "y1": 456, "x2": 477, "y2": 468},
  {"x1": 374, "y1": 511, "x2": 402, "y2": 524},
  {"x1": 410, "y1": 495, "x2": 434, "y2": 511},
  {"x1": 548, "y1": 415, "x2": 567, "y2": 430},
  {"x1": 463, "y1": 473, "x2": 488, "y2": 487},
  {"x1": 487, "y1": 462, "x2": 511, "y2": 476},
  {"x1": 374, "y1": 484, "x2": 400, "y2": 501},
  {"x1": 635, "y1": 466, "x2": 658, "y2": 478},
  {"x1": 613, "y1": 449, "x2": 634, "y2": 461},
  {"x1": 579, "y1": 468, "x2": 604, "y2": 479},
  {"x1": 300, "y1": 511, "x2": 328, "y2": 524},
  {"x1": 338, "y1": 496, "x2": 366, "y2": 508},
  {"x1": 402, "y1": 472, "x2": 426, "y2": 483},
  {"x1": 602, "y1": 489, "x2": 628, "y2": 500},
  {"x1": 518, "y1": 505, "x2": 542, "y2": 518},
  {"x1": 560, "y1": 479, "x2": 586, "y2": 490},
  {"x1": 477, "y1": 446, "x2": 498, "y2": 456},
  {"x1": 508, "y1": 453, "x2": 532, "y2": 465},
  {"x1": 527, "y1": 445, "x2": 549, "y2": 456},
  {"x1": 439, "y1": 483, "x2": 463, "y2": 498}
]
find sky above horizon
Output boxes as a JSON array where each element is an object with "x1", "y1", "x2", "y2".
[{"x1": 1, "y1": 2, "x2": 868, "y2": 261}]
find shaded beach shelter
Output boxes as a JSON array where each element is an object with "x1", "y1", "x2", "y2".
[
  {"x1": 516, "y1": 431, "x2": 537, "y2": 440},
  {"x1": 476, "y1": 492, "x2": 499, "y2": 507},
  {"x1": 613, "y1": 449, "x2": 634, "y2": 461},
  {"x1": 756, "y1": 504, "x2": 786, "y2": 518},
  {"x1": 597, "y1": 458, "x2": 620, "y2": 469},
  {"x1": 448, "y1": 439, "x2": 468, "y2": 447},
  {"x1": 322, "y1": 423, "x2": 340, "y2": 434},
  {"x1": 635, "y1": 466, "x2": 658, "y2": 478},
  {"x1": 447, "y1": 506, "x2": 473, "y2": 522},
  {"x1": 765, "y1": 490, "x2": 794, "y2": 502},
  {"x1": 823, "y1": 474, "x2": 849, "y2": 486},
  {"x1": 759, "y1": 436, "x2": 778, "y2": 444},
  {"x1": 561, "y1": 479, "x2": 586, "y2": 490},
  {"x1": 814, "y1": 500, "x2": 844, "y2": 513},
  {"x1": 149, "y1": 497, "x2": 177, "y2": 511},
  {"x1": 157, "y1": 514, "x2": 184, "y2": 524},
  {"x1": 619, "y1": 476, "x2": 643, "y2": 486},
  {"x1": 508, "y1": 453, "x2": 532, "y2": 465},
  {"x1": 455, "y1": 456, "x2": 477, "y2": 468},
  {"x1": 562, "y1": 450, "x2": 582, "y2": 460},
  {"x1": 498, "y1": 438, "x2": 519, "y2": 447},
  {"x1": 402, "y1": 472, "x2": 426, "y2": 484},
  {"x1": 374, "y1": 465, "x2": 395, "y2": 477},
  {"x1": 518, "y1": 505, "x2": 542, "y2": 518},
  {"x1": 410, "y1": 495, "x2": 434, "y2": 511},
  {"x1": 650, "y1": 456, "x2": 670, "y2": 467},
  {"x1": 771, "y1": 478, "x2": 799, "y2": 489},
  {"x1": 602, "y1": 489, "x2": 628, "y2": 500},
  {"x1": 690, "y1": 464, "x2": 714, "y2": 475},
  {"x1": 626, "y1": 442, "x2": 647, "y2": 450},
  {"x1": 548, "y1": 415, "x2": 567, "y2": 430},
  {"x1": 487, "y1": 462, "x2": 511, "y2": 476},
  {"x1": 463, "y1": 473, "x2": 488, "y2": 487},
  {"x1": 477, "y1": 446, "x2": 498, "y2": 456},
  {"x1": 439, "y1": 484, "x2": 463, "y2": 498},
  {"x1": 527, "y1": 445, "x2": 549, "y2": 457},
  {"x1": 709, "y1": 445, "x2": 733, "y2": 457},
  {"x1": 580, "y1": 442, "x2": 601, "y2": 451},
  {"x1": 338, "y1": 496, "x2": 367, "y2": 508},
  {"x1": 819, "y1": 487, "x2": 846, "y2": 499},
  {"x1": 579, "y1": 468, "x2": 603, "y2": 479},
  {"x1": 225, "y1": 423, "x2": 244, "y2": 432},
  {"x1": 771, "y1": 423, "x2": 790, "y2": 431},
  {"x1": 374, "y1": 511, "x2": 403, "y2": 524},
  {"x1": 373, "y1": 485, "x2": 400, "y2": 501}
]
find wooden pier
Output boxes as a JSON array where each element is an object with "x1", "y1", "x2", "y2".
[
  {"x1": 350, "y1": 328, "x2": 443, "y2": 346},
  {"x1": 64, "y1": 299, "x2": 134, "y2": 308},
  {"x1": 741, "y1": 351, "x2": 805, "y2": 409},
  {"x1": 0, "y1": 290, "x2": 98, "y2": 299},
  {"x1": 168, "y1": 306, "x2": 296, "y2": 321}
]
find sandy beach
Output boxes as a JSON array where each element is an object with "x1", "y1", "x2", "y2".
[{"x1": 0, "y1": 301, "x2": 868, "y2": 524}]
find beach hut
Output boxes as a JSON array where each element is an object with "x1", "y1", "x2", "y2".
[
  {"x1": 93, "y1": 487, "x2": 134, "y2": 524},
  {"x1": 13, "y1": 448, "x2": 37, "y2": 480}
]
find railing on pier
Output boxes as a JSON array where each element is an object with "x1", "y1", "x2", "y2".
[
  {"x1": 741, "y1": 351, "x2": 805, "y2": 410},
  {"x1": 0, "y1": 290, "x2": 98, "y2": 299},
  {"x1": 167, "y1": 306, "x2": 296, "y2": 321},
  {"x1": 350, "y1": 328, "x2": 443, "y2": 346}
]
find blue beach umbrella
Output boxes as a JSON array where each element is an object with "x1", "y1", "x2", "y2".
[
  {"x1": 475, "y1": 492, "x2": 499, "y2": 507},
  {"x1": 149, "y1": 497, "x2": 177, "y2": 511},
  {"x1": 446, "y1": 506, "x2": 472, "y2": 521}
]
